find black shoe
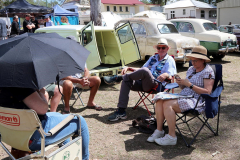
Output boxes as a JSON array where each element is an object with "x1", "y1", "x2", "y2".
[{"x1": 103, "y1": 75, "x2": 122, "y2": 85}]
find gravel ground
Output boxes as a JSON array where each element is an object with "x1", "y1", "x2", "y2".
[{"x1": 1, "y1": 52, "x2": 240, "y2": 160}]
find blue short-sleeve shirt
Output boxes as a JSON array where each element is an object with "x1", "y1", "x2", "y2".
[{"x1": 142, "y1": 54, "x2": 177, "y2": 78}]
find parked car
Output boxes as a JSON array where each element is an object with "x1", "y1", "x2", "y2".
[
  {"x1": 170, "y1": 18, "x2": 238, "y2": 59},
  {"x1": 114, "y1": 18, "x2": 200, "y2": 63},
  {"x1": 35, "y1": 22, "x2": 141, "y2": 77},
  {"x1": 218, "y1": 25, "x2": 240, "y2": 51}
]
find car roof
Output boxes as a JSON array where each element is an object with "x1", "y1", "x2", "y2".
[
  {"x1": 170, "y1": 18, "x2": 213, "y2": 23},
  {"x1": 219, "y1": 25, "x2": 233, "y2": 27},
  {"x1": 116, "y1": 17, "x2": 173, "y2": 25},
  {"x1": 37, "y1": 25, "x2": 114, "y2": 31}
]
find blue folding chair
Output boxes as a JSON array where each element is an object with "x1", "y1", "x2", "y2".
[{"x1": 174, "y1": 64, "x2": 223, "y2": 147}]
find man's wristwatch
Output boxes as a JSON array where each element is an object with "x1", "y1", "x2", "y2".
[{"x1": 189, "y1": 84, "x2": 194, "y2": 89}]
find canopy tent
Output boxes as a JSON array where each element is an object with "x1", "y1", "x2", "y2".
[
  {"x1": 48, "y1": 5, "x2": 79, "y2": 25},
  {"x1": 0, "y1": 0, "x2": 53, "y2": 18},
  {"x1": 51, "y1": 4, "x2": 78, "y2": 16}
]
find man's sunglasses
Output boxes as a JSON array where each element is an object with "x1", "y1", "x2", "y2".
[{"x1": 157, "y1": 46, "x2": 166, "y2": 50}]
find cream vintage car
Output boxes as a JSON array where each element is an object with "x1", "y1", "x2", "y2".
[
  {"x1": 115, "y1": 18, "x2": 200, "y2": 63},
  {"x1": 170, "y1": 18, "x2": 238, "y2": 59},
  {"x1": 35, "y1": 22, "x2": 141, "y2": 77}
]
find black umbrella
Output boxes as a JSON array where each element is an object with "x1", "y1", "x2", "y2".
[{"x1": 0, "y1": 32, "x2": 90, "y2": 89}]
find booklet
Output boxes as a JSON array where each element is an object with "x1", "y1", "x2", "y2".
[{"x1": 152, "y1": 92, "x2": 193, "y2": 103}]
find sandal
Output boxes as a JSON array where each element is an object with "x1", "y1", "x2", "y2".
[
  {"x1": 86, "y1": 105, "x2": 103, "y2": 111},
  {"x1": 62, "y1": 110, "x2": 70, "y2": 114}
]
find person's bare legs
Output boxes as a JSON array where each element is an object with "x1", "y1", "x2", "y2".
[
  {"x1": 62, "y1": 80, "x2": 73, "y2": 112},
  {"x1": 155, "y1": 100, "x2": 165, "y2": 131},
  {"x1": 49, "y1": 85, "x2": 63, "y2": 112},
  {"x1": 162, "y1": 99, "x2": 181, "y2": 137},
  {"x1": 87, "y1": 76, "x2": 101, "y2": 106}
]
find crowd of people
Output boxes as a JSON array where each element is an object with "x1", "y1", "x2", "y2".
[
  {"x1": 0, "y1": 13, "x2": 216, "y2": 159},
  {"x1": 0, "y1": 14, "x2": 72, "y2": 39}
]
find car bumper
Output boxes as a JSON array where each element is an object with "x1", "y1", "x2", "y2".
[
  {"x1": 174, "y1": 55, "x2": 190, "y2": 63},
  {"x1": 219, "y1": 46, "x2": 239, "y2": 52}
]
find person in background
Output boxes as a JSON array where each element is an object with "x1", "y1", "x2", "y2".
[
  {"x1": 60, "y1": 16, "x2": 69, "y2": 25},
  {"x1": 0, "y1": 19, "x2": 7, "y2": 40},
  {"x1": 23, "y1": 14, "x2": 35, "y2": 33},
  {"x1": 31, "y1": 15, "x2": 39, "y2": 33},
  {"x1": 10, "y1": 15, "x2": 20, "y2": 36},
  {"x1": 44, "y1": 16, "x2": 54, "y2": 27},
  {"x1": 228, "y1": 22, "x2": 232, "y2": 25}
]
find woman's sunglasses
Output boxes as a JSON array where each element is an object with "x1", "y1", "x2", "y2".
[{"x1": 157, "y1": 46, "x2": 166, "y2": 50}]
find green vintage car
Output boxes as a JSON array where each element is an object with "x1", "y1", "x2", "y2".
[
  {"x1": 170, "y1": 18, "x2": 238, "y2": 59},
  {"x1": 35, "y1": 22, "x2": 141, "y2": 77}
]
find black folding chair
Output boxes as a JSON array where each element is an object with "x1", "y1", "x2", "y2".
[
  {"x1": 174, "y1": 64, "x2": 223, "y2": 147},
  {"x1": 61, "y1": 86, "x2": 85, "y2": 108}
]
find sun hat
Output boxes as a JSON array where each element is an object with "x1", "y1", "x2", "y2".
[
  {"x1": 25, "y1": 14, "x2": 32, "y2": 17},
  {"x1": 153, "y1": 38, "x2": 168, "y2": 50},
  {"x1": 186, "y1": 45, "x2": 211, "y2": 62}
]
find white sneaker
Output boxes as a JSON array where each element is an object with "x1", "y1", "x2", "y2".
[
  {"x1": 147, "y1": 129, "x2": 164, "y2": 142},
  {"x1": 155, "y1": 134, "x2": 177, "y2": 145}
]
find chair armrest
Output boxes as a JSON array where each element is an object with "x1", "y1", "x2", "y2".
[
  {"x1": 48, "y1": 114, "x2": 75, "y2": 136},
  {"x1": 165, "y1": 83, "x2": 179, "y2": 89},
  {"x1": 201, "y1": 85, "x2": 223, "y2": 99}
]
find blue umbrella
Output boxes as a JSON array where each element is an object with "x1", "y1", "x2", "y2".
[{"x1": 0, "y1": 32, "x2": 90, "y2": 89}]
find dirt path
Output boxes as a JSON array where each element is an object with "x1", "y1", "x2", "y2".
[{"x1": 1, "y1": 52, "x2": 240, "y2": 160}]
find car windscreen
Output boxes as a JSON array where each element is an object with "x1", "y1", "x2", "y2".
[
  {"x1": 203, "y1": 23, "x2": 218, "y2": 31},
  {"x1": 157, "y1": 24, "x2": 179, "y2": 34},
  {"x1": 235, "y1": 25, "x2": 240, "y2": 29}
]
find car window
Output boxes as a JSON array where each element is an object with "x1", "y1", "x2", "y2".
[
  {"x1": 117, "y1": 25, "x2": 133, "y2": 44},
  {"x1": 219, "y1": 26, "x2": 233, "y2": 33},
  {"x1": 203, "y1": 23, "x2": 218, "y2": 31},
  {"x1": 172, "y1": 22, "x2": 177, "y2": 28},
  {"x1": 178, "y1": 22, "x2": 195, "y2": 33},
  {"x1": 234, "y1": 25, "x2": 240, "y2": 29},
  {"x1": 157, "y1": 24, "x2": 178, "y2": 34},
  {"x1": 131, "y1": 23, "x2": 139, "y2": 34},
  {"x1": 82, "y1": 25, "x2": 92, "y2": 46},
  {"x1": 131, "y1": 23, "x2": 146, "y2": 35}
]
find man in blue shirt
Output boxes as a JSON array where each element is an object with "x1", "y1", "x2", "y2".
[
  {"x1": 44, "y1": 16, "x2": 54, "y2": 27},
  {"x1": 104, "y1": 38, "x2": 177, "y2": 121}
]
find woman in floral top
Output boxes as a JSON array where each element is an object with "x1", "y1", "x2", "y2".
[{"x1": 147, "y1": 46, "x2": 215, "y2": 146}]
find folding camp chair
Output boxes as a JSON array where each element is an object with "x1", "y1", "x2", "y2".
[
  {"x1": 61, "y1": 85, "x2": 85, "y2": 108},
  {"x1": 132, "y1": 78, "x2": 178, "y2": 116},
  {"x1": 0, "y1": 107, "x2": 82, "y2": 160},
  {"x1": 174, "y1": 64, "x2": 223, "y2": 147},
  {"x1": 71, "y1": 86, "x2": 85, "y2": 107}
]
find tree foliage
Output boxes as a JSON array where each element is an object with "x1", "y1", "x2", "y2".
[
  {"x1": 0, "y1": 0, "x2": 17, "y2": 10},
  {"x1": 140, "y1": 0, "x2": 151, "y2": 4},
  {"x1": 195, "y1": 0, "x2": 224, "y2": 5}
]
